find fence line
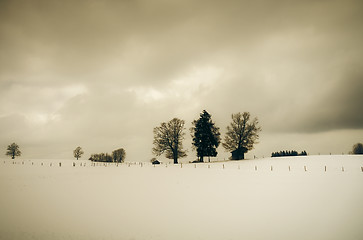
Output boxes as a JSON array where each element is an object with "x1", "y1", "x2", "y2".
[{"x1": 1, "y1": 159, "x2": 362, "y2": 173}]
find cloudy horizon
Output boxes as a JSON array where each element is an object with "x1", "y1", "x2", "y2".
[{"x1": 1, "y1": 0, "x2": 362, "y2": 161}]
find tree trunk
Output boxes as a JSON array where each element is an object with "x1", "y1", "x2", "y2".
[
  {"x1": 200, "y1": 155, "x2": 204, "y2": 163},
  {"x1": 173, "y1": 146, "x2": 178, "y2": 164}
]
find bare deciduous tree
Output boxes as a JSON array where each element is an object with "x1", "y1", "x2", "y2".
[
  {"x1": 112, "y1": 148, "x2": 126, "y2": 163},
  {"x1": 73, "y1": 146, "x2": 84, "y2": 160},
  {"x1": 6, "y1": 143, "x2": 21, "y2": 159},
  {"x1": 152, "y1": 118, "x2": 187, "y2": 164},
  {"x1": 222, "y1": 112, "x2": 261, "y2": 160}
]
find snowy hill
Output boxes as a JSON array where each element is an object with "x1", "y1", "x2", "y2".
[{"x1": 0, "y1": 155, "x2": 362, "y2": 240}]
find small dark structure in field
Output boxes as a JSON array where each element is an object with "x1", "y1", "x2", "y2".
[
  {"x1": 152, "y1": 160, "x2": 161, "y2": 165},
  {"x1": 231, "y1": 147, "x2": 248, "y2": 160}
]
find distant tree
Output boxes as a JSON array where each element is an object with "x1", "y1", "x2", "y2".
[
  {"x1": 352, "y1": 143, "x2": 363, "y2": 154},
  {"x1": 112, "y1": 148, "x2": 126, "y2": 163},
  {"x1": 191, "y1": 110, "x2": 221, "y2": 162},
  {"x1": 152, "y1": 118, "x2": 187, "y2": 164},
  {"x1": 300, "y1": 150, "x2": 308, "y2": 156},
  {"x1": 6, "y1": 143, "x2": 21, "y2": 159},
  {"x1": 222, "y1": 112, "x2": 261, "y2": 160},
  {"x1": 73, "y1": 146, "x2": 84, "y2": 160}
]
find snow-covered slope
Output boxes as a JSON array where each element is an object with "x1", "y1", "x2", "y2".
[{"x1": 0, "y1": 155, "x2": 362, "y2": 240}]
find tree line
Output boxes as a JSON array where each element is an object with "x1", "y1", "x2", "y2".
[
  {"x1": 75, "y1": 146, "x2": 126, "y2": 163},
  {"x1": 152, "y1": 111, "x2": 262, "y2": 164},
  {"x1": 271, "y1": 150, "x2": 308, "y2": 158},
  {"x1": 89, "y1": 148, "x2": 126, "y2": 163}
]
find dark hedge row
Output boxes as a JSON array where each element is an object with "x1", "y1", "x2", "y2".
[{"x1": 271, "y1": 150, "x2": 308, "y2": 157}]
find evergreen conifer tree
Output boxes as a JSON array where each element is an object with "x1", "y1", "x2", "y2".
[{"x1": 191, "y1": 110, "x2": 221, "y2": 162}]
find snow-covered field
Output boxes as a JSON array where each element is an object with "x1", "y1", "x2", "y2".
[{"x1": 0, "y1": 155, "x2": 362, "y2": 240}]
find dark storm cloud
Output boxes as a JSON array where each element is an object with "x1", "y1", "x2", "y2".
[
  {"x1": 0, "y1": 0, "x2": 362, "y2": 159},
  {"x1": 2, "y1": 0, "x2": 360, "y2": 86},
  {"x1": 293, "y1": 70, "x2": 363, "y2": 132}
]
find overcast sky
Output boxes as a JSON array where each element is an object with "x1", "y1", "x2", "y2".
[{"x1": 0, "y1": 0, "x2": 362, "y2": 161}]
